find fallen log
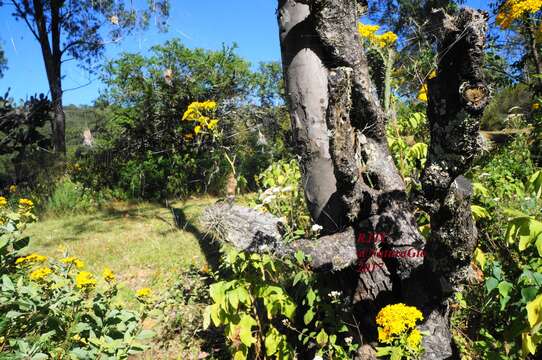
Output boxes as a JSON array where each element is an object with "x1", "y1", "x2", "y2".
[{"x1": 200, "y1": 202, "x2": 357, "y2": 271}]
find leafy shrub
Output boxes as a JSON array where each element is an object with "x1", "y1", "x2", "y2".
[
  {"x1": 453, "y1": 166, "x2": 542, "y2": 359},
  {"x1": 204, "y1": 249, "x2": 359, "y2": 360},
  {"x1": 0, "y1": 194, "x2": 152, "y2": 359},
  {"x1": 152, "y1": 265, "x2": 213, "y2": 356},
  {"x1": 386, "y1": 111, "x2": 429, "y2": 190},
  {"x1": 254, "y1": 159, "x2": 312, "y2": 241},
  {"x1": 44, "y1": 177, "x2": 107, "y2": 215}
]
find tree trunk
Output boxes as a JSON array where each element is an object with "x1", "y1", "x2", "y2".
[
  {"x1": 50, "y1": 81, "x2": 66, "y2": 155},
  {"x1": 33, "y1": 0, "x2": 66, "y2": 155},
  {"x1": 274, "y1": 1, "x2": 489, "y2": 359},
  {"x1": 525, "y1": 17, "x2": 542, "y2": 95}
]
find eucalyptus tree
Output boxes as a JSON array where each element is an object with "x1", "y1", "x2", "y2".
[{"x1": 4, "y1": 0, "x2": 168, "y2": 155}]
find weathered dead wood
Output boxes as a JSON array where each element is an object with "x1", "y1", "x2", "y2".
[
  {"x1": 200, "y1": 3, "x2": 488, "y2": 359},
  {"x1": 200, "y1": 203, "x2": 357, "y2": 271}
]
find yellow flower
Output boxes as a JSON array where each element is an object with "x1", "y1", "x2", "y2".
[
  {"x1": 136, "y1": 287, "x2": 152, "y2": 299},
  {"x1": 497, "y1": 0, "x2": 542, "y2": 29},
  {"x1": 102, "y1": 267, "x2": 115, "y2": 282},
  {"x1": 0, "y1": 196, "x2": 6, "y2": 207},
  {"x1": 16, "y1": 253, "x2": 48, "y2": 265},
  {"x1": 29, "y1": 267, "x2": 53, "y2": 281},
  {"x1": 9, "y1": 185, "x2": 16, "y2": 193},
  {"x1": 376, "y1": 303, "x2": 423, "y2": 343},
  {"x1": 208, "y1": 119, "x2": 219, "y2": 130},
  {"x1": 61, "y1": 256, "x2": 85, "y2": 269},
  {"x1": 533, "y1": 102, "x2": 540, "y2": 110},
  {"x1": 357, "y1": 22, "x2": 397, "y2": 48},
  {"x1": 75, "y1": 271, "x2": 97, "y2": 290},
  {"x1": 194, "y1": 125, "x2": 202, "y2": 135},
  {"x1": 182, "y1": 101, "x2": 218, "y2": 121},
  {"x1": 18, "y1": 198, "x2": 34, "y2": 208},
  {"x1": 407, "y1": 328, "x2": 423, "y2": 349},
  {"x1": 417, "y1": 84, "x2": 428, "y2": 102},
  {"x1": 357, "y1": 22, "x2": 380, "y2": 38}
]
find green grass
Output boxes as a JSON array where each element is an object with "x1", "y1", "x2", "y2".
[{"x1": 25, "y1": 196, "x2": 217, "y2": 302}]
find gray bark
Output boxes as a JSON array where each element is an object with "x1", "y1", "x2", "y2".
[{"x1": 204, "y1": 2, "x2": 489, "y2": 359}]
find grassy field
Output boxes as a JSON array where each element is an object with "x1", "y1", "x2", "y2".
[{"x1": 23, "y1": 196, "x2": 222, "y2": 359}]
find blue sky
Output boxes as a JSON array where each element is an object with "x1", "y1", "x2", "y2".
[{"x1": 0, "y1": 0, "x2": 490, "y2": 105}]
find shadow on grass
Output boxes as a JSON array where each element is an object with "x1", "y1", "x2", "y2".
[{"x1": 171, "y1": 206, "x2": 221, "y2": 270}]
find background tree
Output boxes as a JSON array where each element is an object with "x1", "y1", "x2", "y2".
[
  {"x1": 0, "y1": 43, "x2": 7, "y2": 78},
  {"x1": 0, "y1": 93, "x2": 52, "y2": 183},
  {"x1": 4, "y1": 0, "x2": 169, "y2": 155}
]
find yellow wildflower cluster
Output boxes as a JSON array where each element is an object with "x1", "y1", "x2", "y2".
[
  {"x1": 61, "y1": 256, "x2": 85, "y2": 269},
  {"x1": 136, "y1": 287, "x2": 152, "y2": 298},
  {"x1": 406, "y1": 328, "x2": 423, "y2": 349},
  {"x1": 0, "y1": 196, "x2": 6, "y2": 207},
  {"x1": 497, "y1": 0, "x2": 542, "y2": 29},
  {"x1": 417, "y1": 70, "x2": 437, "y2": 102},
  {"x1": 357, "y1": 22, "x2": 398, "y2": 48},
  {"x1": 102, "y1": 267, "x2": 115, "y2": 283},
  {"x1": 181, "y1": 100, "x2": 219, "y2": 136},
  {"x1": 16, "y1": 253, "x2": 48, "y2": 265},
  {"x1": 75, "y1": 271, "x2": 97, "y2": 290},
  {"x1": 29, "y1": 267, "x2": 53, "y2": 281},
  {"x1": 9, "y1": 185, "x2": 16, "y2": 193},
  {"x1": 18, "y1": 198, "x2": 34, "y2": 210},
  {"x1": 376, "y1": 303, "x2": 423, "y2": 344}
]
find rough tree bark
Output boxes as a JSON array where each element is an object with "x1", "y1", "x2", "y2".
[{"x1": 203, "y1": 2, "x2": 488, "y2": 359}]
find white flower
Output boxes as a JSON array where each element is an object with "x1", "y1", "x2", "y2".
[
  {"x1": 282, "y1": 319, "x2": 290, "y2": 326},
  {"x1": 262, "y1": 195, "x2": 276, "y2": 204},
  {"x1": 313, "y1": 356, "x2": 323, "y2": 360},
  {"x1": 329, "y1": 290, "x2": 342, "y2": 298},
  {"x1": 311, "y1": 224, "x2": 323, "y2": 232},
  {"x1": 345, "y1": 336, "x2": 353, "y2": 344},
  {"x1": 110, "y1": 15, "x2": 119, "y2": 25}
]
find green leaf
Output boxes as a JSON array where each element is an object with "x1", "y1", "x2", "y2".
[
  {"x1": 294, "y1": 250, "x2": 305, "y2": 265},
  {"x1": 304, "y1": 308, "x2": 315, "y2": 325},
  {"x1": 233, "y1": 350, "x2": 247, "y2": 360},
  {"x1": 522, "y1": 332, "x2": 537, "y2": 355},
  {"x1": 136, "y1": 330, "x2": 155, "y2": 340},
  {"x1": 228, "y1": 288, "x2": 240, "y2": 310},
  {"x1": 210, "y1": 303, "x2": 222, "y2": 327},
  {"x1": 316, "y1": 329, "x2": 328, "y2": 346},
  {"x1": 203, "y1": 305, "x2": 212, "y2": 329},
  {"x1": 375, "y1": 346, "x2": 393, "y2": 356},
  {"x1": 526, "y1": 294, "x2": 542, "y2": 329},
  {"x1": 13, "y1": 236, "x2": 29, "y2": 250},
  {"x1": 265, "y1": 328, "x2": 281, "y2": 356},
  {"x1": 473, "y1": 247, "x2": 486, "y2": 269},
  {"x1": 0, "y1": 236, "x2": 9, "y2": 250},
  {"x1": 238, "y1": 314, "x2": 257, "y2": 347},
  {"x1": 471, "y1": 205, "x2": 490, "y2": 221},
  {"x1": 497, "y1": 281, "x2": 513, "y2": 298},
  {"x1": 485, "y1": 277, "x2": 499, "y2": 293},
  {"x1": 2, "y1": 275, "x2": 14, "y2": 292},
  {"x1": 306, "y1": 288, "x2": 316, "y2": 307}
]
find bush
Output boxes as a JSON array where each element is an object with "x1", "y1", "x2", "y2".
[
  {"x1": 453, "y1": 148, "x2": 542, "y2": 358},
  {"x1": 253, "y1": 159, "x2": 312, "y2": 241},
  {"x1": 0, "y1": 194, "x2": 152, "y2": 359},
  {"x1": 44, "y1": 177, "x2": 108, "y2": 216},
  {"x1": 204, "y1": 249, "x2": 359, "y2": 360}
]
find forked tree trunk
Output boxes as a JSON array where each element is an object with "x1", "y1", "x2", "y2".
[
  {"x1": 277, "y1": 1, "x2": 488, "y2": 359},
  {"x1": 204, "y1": 2, "x2": 489, "y2": 359}
]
